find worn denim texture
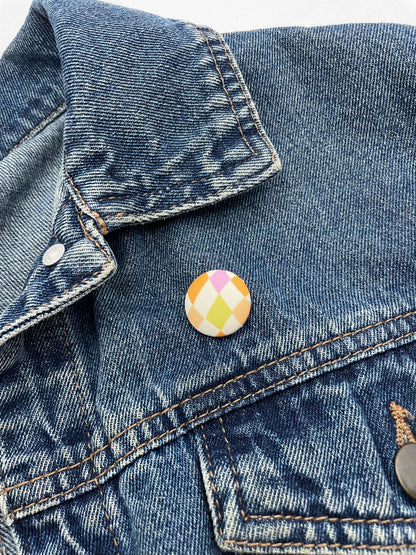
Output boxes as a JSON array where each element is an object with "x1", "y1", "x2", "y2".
[{"x1": 0, "y1": 0, "x2": 416, "y2": 553}]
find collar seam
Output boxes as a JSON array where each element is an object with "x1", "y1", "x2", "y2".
[
  {"x1": 64, "y1": 150, "x2": 108, "y2": 235},
  {"x1": 5, "y1": 102, "x2": 66, "y2": 160},
  {"x1": 198, "y1": 26, "x2": 277, "y2": 164}
]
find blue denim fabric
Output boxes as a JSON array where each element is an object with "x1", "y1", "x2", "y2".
[{"x1": 0, "y1": 0, "x2": 416, "y2": 553}]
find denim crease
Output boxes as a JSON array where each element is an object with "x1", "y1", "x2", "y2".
[{"x1": 0, "y1": 0, "x2": 415, "y2": 553}]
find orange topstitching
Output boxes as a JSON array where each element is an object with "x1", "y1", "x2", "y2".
[
  {"x1": 201, "y1": 420, "x2": 416, "y2": 551},
  {"x1": 196, "y1": 28, "x2": 257, "y2": 156},
  {"x1": 3, "y1": 322, "x2": 416, "y2": 519},
  {"x1": 216, "y1": 415, "x2": 416, "y2": 524},
  {"x1": 390, "y1": 401, "x2": 416, "y2": 448},
  {"x1": 209, "y1": 28, "x2": 276, "y2": 163},
  {"x1": 59, "y1": 316, "x2": 120, "y2": 555},
  {"x1": 98, "y1": 26, "x2": 275, "y2": 208},
  {"x1": 64, "y1": 151, "x2": 108, "y2": 235},
  {"x1": 3, "y1": 308, "x2": 416, "y2": 498}
]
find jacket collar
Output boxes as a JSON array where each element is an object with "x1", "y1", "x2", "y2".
[
  {"x1": 0, "y1": 0, "x2": 281, "y2": 347},
  {"x1": 1, "y1": 0, "x2": 281, "y2": 235}
]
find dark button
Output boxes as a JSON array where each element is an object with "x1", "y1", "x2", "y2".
[{"x1": 394, "y1": 442, "x2": 416, "y2": 499}]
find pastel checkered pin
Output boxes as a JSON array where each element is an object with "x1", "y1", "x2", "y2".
[{"x1": 185, "y1": 270, "x2": 251, "y2": 337}]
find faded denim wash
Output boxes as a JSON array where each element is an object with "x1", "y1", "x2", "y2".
[{"x1": 0, "y1": 0, "x2": 416, "y2": 553}]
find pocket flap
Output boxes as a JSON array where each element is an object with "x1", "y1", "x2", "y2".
[{"x1": 194, "y1": 336, "x2": 416, "y2": 554}]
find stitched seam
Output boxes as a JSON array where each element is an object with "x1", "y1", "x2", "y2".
[
  {"x1": 50, "y1": 193, "x2": 72, "y2": 241},
  {"x1": 0, "y1": 199, "x2": 113, "y2": 341},
  {"x1": 59, "y1": 317, "x2": 120, "y2": 555},
  {"x1": 98, "y1": 25, "x2": 275, "y2": 206},
  {"x1": 102, "y1": 159, "x2": 290, "y2": 219},
  {"x1": 0, "y1": 264, "x2": 111, "y2": 340},
  {"x1": 102, "y1": 176, "x2": 256, "y2": 218},
  {"x1": 7, "y1": 102, "x2": 66, "y2": 156},
  {"x1": 0, "y1": 467, "x2": 12, "y2": 546},
  {"x1": 97, "y1": 155, "x2": 255, "y2": 202},
  {"x1": 64, "y1": 150, "x2": 108, "y2": 235},
  {"x1": 219, "y1": 412, "x2": 416, "y2": 524},
  {"x1": 4, "y1": 328, "x2": 416, "y2": 518},
  {"x1": 390, "y1": 401, "x2": 415, "y2": 448},
  {"x1": 219, "y1": 417, "x2": 246, "y2": 521},
  {"x1": 196, "y1": 27, "x2": 257, "y2": 155},
  {"x1": 223, "y1": 539, "x2": 416, "y2": 550},
  {"x1": 209, "y1": 29, "x2": 276, "y2": 163},
  {"x1": 2, "y1": 309, "x2": 416, "y2": 495},
  {"x1": 205, "y1": 412, "x2": 416, "y2": 550},
  {"x1": 0, "y1": 464, "x2": 12, "y2": 511},
  {"x1": 201, "y1": 425, "x2": 224, "y2": 537},
  {"x1": 0, "y1": 470, "x2": 29, "y2": 555},
  {"x1": 73, "y1": 202, "x2": 112, "y2": 264}
]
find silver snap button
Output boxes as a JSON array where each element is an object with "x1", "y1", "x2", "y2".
[{"x1": 42, "y1": 243, "x2": 65, "y2": 266}]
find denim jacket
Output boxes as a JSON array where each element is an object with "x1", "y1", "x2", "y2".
[{"x1": 0, "y1": 0, "x2": 416, "y2": 553}]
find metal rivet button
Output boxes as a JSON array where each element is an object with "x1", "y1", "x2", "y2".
[
  {"x1": 394, "y1": 443, "x2": 416, "y2": 499},
  {"x1": 185, "y1": 270, "x2": 251, "y2": 337},
  {"x1": 42, "y1": 243, "x2": 65, "y2": 266}
]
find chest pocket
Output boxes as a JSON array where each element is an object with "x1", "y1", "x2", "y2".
[{"x1": 193, "y1": 333, "x2": 416, "y2": 554}]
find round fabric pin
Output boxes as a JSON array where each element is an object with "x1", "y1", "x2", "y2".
[{"x1": 185, "y1": 270, "x2": 251, "y2": 337}]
